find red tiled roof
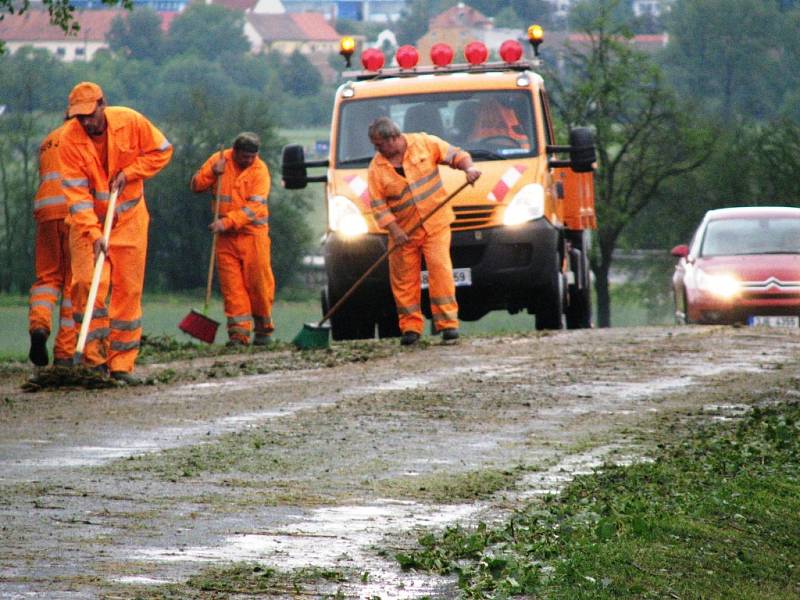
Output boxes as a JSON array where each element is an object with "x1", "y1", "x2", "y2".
[
  {"x1": 290, "y1": 12, "x2": 338, "y2": 41},
  {"x1": 0, "y1": 9, "x2": 125, "y2": 42},
  {"x1": 248, "y1": 12, "x2": 338, "y2": 42},
  {"x1": 430, "y1": 4, "x2": 491, "y2": 30}
]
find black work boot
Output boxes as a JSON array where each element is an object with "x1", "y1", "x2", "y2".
[
  {"x1": 441, "y1": 328, "x2": 460, "y2": 343},
  {"x1": 400, "y1": 331, "x2": 421, "y2": 346},
  {"x1": 28, "y1": 328, "x2": 49, "y2": 366}
]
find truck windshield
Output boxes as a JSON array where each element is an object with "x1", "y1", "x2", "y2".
[{"x1": 336, "y1": 90, "x2": 537, "y2": 167}]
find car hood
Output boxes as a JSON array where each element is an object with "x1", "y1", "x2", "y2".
[{"x1": 696, "y1": 254, "x2": 800, "y2": 283}]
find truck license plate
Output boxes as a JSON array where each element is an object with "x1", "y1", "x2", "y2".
[
  {"x1": 421, "y1": 268, "x2": 472, "y2": 290},
  {"x1": 747, "y1": 315, "x2": 800, "y2": 328}
]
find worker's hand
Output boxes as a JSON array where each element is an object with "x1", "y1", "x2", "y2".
[
  {"x1": 465, "y1": 167, "x2": 481, "y2": 185},
  {"x1": 388, "y1": 222, "x2": 408, "y2": 245},
  {"x1": 110, "y1": 171, "x2": 127, "y2": 194},
  {"x1": 93, "y1": 237, "x2": 108, "y2": 261},
  {"x1": 212, "y1": 157, "x2": 226, "y2": 176},
  {"x1": 209, "y1": 219, "x2": 226, "y2": 234}
]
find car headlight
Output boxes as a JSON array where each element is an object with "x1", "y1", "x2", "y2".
[
  {"x1": 503, "y1": 184, "x2": 544, "y2": 226},
  {"x1": 328, "y1": 195, "x2": 368, "y2": 237},
  {"x1": 696, "y1": 270, "x2": 740, "y2": 299}
]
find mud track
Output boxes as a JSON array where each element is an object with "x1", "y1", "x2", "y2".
[{"x1": 1, "y1": 326, "x2": 799, "y2": 598}]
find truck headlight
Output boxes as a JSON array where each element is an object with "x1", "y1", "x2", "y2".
[
  {"x1": 503, "y1": 184, "x2": 544, "y2": 226},
  {"x1": 696, "y1": 270, "x2": 740, "y2": 299},
  {"x1": 329, "y1": 195, "x2": 368, "y2": 237}
]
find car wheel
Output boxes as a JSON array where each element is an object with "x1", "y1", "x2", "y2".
[{"x1": 536, "y1": 256, "x2": 565, "y2": 331}]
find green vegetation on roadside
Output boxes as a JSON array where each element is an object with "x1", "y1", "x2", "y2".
[{"x1": 394, "y1": 399, "x2": 800, "y2": 599}]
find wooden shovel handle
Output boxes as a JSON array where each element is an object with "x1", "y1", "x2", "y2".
[
  {"x1": 74, "y1": 187, "x2": 119, "y2": 359},
  {"x1": 204, "y1": 145, "x2": 225, "y2": 314}
]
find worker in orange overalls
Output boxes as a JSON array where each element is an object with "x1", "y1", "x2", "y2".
[
  {"x1": 367, "y1": 117, "x2": 481, "y2": 346},
  {"x1": 59, "y1": 81, "x2": 173, "y2": 384},
  {"x1": 471, "y1": 96, "x2": 530, "y2": 149},
  {"x1": 190, "y1": 132, "x2": 275, "y2": 346},
  {"x1": 28, "y1": 120, "x2": 76, "y2": 367}
]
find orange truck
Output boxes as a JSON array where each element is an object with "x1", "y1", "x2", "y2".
[{"x1": 282, "y1": 26, "x2": 597, "y2": 340}]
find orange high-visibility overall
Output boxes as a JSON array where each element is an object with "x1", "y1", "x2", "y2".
[
  {"x1": 29, "y1": 123, "x2": 76, "y2": 361},
  {"x1": 60, "y1": 107, "x2": 172, "y2": 372},
  {"x1": 191, "y1": 150, "x2": 274, "y2": 344},
  {"x1": 368, "y1": 133, "x2": 469, "y2": 335}
]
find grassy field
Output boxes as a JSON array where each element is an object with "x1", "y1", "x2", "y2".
[{"x1": 0, "y1": 284, "x2": 672, "y2": 362}]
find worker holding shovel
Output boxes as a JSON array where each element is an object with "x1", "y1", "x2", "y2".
[
  {"x1": 190, "y1": 133, "x2": 275, "y2": 347},
  {"x1": 60, "y1": 82, "x2": 173, "y2": 385},
  {"x1": 367, "y1": 117, "x2": 481, "y2": 346}
]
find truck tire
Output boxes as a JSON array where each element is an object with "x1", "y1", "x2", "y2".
[
  {"x1": 323, "y1": 287, "x2": 375, "y2": 341},
  {"x1": 566, "y1": 249, "x2": 592, "y2": 329},
  {"x1": 536, "y1": 256, "x2": 565, "y2": 330},
  {"x1": 377, "y1": 310, "x2": 401, "y2": 339}
]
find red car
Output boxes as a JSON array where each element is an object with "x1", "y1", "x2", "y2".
[{"x1": 671, "y1": 206, "x2": 800, "y2": 326}]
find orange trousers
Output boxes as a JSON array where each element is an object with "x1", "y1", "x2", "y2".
[
  {"x1": 29, "y1": 219, "x2": 76, "y2": 360},
  {"x1": 70, "y1": 209, "x2": 147, "y2": 373},
  {"x1": 389, "y1": 224, "x2": 459, "y2": 335},
  {"x1": 216, "y1": 229, "x2": 275, "y2": 343}
]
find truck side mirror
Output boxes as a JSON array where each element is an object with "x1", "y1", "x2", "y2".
[
  {"x1": 568, "y1": 127, "x2": 596, "y2": 173},
  {"x1": 282, "y1": 144, "x2": 309, "y2": 190}
]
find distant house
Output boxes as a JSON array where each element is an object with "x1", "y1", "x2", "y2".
[
  {"x1": 0, "y1": 9, "x2": 125, "y2": 61},
  {"x1": 280, "y1": 0, "x2": 407, "y2": 22},
  {"x1": 245, "y1": 12, "x2": 341, "y2": 80}
]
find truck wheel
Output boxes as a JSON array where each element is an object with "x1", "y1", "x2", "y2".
[
  {"x1": 323, "y1": 287, "x2": 375, "y2": 341},
  {"x1": 377, "y1": 310, "x2": 401, "y2": 339},
  {"x1": 566, "y1": 250, "x2": 592, "y2": 329},
  {"x1": 536, "y1": 257, "x2": 565, "y2": 330}
]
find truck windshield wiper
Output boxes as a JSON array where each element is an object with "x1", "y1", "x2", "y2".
[
  {"x1": 465, "y1": 148, "x2": 504, "y2": 160},
  {"x1": 337, "y1": 156, "x2": 373, "y2": 166}
]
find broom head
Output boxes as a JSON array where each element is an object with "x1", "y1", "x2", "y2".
[
  {"x1": 292, "y1": 321, "x2": 331, "y2": 350},
  {"x1": 179, "y1": 309, "x2": 220, "y2": 344}
]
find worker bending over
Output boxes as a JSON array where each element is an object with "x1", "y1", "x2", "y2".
[
  {"x1": 28, "y1": 120, "x2": 76, "y2": 367},
  {"x1": 190, "y1": 133, "x2": 275, "y2": 346},
  {"x1": 367, "y1": 117, "x2": 480, "y2": 346},
  {"x1": 60, "y1": 82, "x2": 173, "y2": 384}
]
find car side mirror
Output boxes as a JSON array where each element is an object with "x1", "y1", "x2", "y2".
[{"x1": 670, "y1": 244, "x2": 689, "y2": 258}]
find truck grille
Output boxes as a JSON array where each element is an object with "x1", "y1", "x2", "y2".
[{"x1": 452, "y1": 205, "x2": 496, "y2": 230}]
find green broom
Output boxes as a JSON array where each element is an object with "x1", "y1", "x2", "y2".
[{"x1": 293, "y1": 180, "x2": 470, "y2": 350}]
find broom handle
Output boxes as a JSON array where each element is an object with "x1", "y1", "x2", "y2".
[
  {"x1": 203, "y1": 145, "x2": 225, "y2": 315},
  {"x1": 318, "y1": 180, "x2": 470, "y2": 328},
  {"x1": 74, "y1": 187, "x2": 119, "y2": 360}
]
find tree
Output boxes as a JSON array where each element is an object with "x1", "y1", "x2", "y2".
[
  {"x1": 663, "y1": 0, "x2": 787, "y2": 121},
  {"x1": 107, "y1": 8, "x2": 163, "y2": 63},
  {"x1": 547, "y1": 0, "x2": 713, "y2": 327},
  {"x1": 0, "y1": 0, "x2": 132, "y2": 54},
  {"x1": 281, "y1": 51, "x2": 322, "y2": 98},
  {"x1": 164, "y1": 4, "x2": 249, "y2": 62}
]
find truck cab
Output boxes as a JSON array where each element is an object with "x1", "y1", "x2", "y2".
[{"x1": 283, "y1": 28, "x2": 596, "y2": 340}]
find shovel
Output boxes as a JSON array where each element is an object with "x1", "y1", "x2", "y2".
[
  {"x1": 293, "y1": 180, "x2": 470, "y2": 350},
  {"x1": 178, "y1": 146, "x2": 224, "y2": 343},
  {"x1": 73, "y1": 187, "x2": 119, "y2": 365}
]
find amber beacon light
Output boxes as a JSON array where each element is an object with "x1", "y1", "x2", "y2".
[
  {"x1": 527, "y1": 24, "x2": 544, "y2": 56},
  {"x1": 339, "y1": 36, "x2": 356, "y2": 67}
]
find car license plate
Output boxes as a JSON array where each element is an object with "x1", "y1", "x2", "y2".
[
  {"x1": 421, "y1": 268, "x2": 472, "y2": 290},
  {"x1": 747, "y1": 315, "x2": 800, "y2": 328}
]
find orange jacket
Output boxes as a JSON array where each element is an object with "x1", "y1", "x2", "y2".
[
  {"x1": 34, "y1": 123, "x2": 68, "y2": 223},
  {"x1": 59, "y1": 106, "x2": 173, "y2": 243},
  {"x1": 367, "y1": 133, "x2": 469, "y2": 234},
  {"x1": 473, "y1": 100, "x2": 529, "y2": 147},
  {"x1": 191, "y1": 149, "x2": 271, "y2": 234}
]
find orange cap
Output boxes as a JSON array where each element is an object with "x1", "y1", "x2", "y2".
[{"x1": 67, "y1": 81, "x2": 103, "y2": 117}]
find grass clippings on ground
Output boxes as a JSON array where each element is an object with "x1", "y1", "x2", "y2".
[{"x1": 395, "y1": 399, "x2": 800, "y2": 599}]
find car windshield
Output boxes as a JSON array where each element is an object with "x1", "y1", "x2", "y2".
[
  {"x1": 700, "y1": 217, "x2": 800, "y2": 256},
  {"x1": 336, "y1": 90, "x2": 537, "y2": 167}
]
